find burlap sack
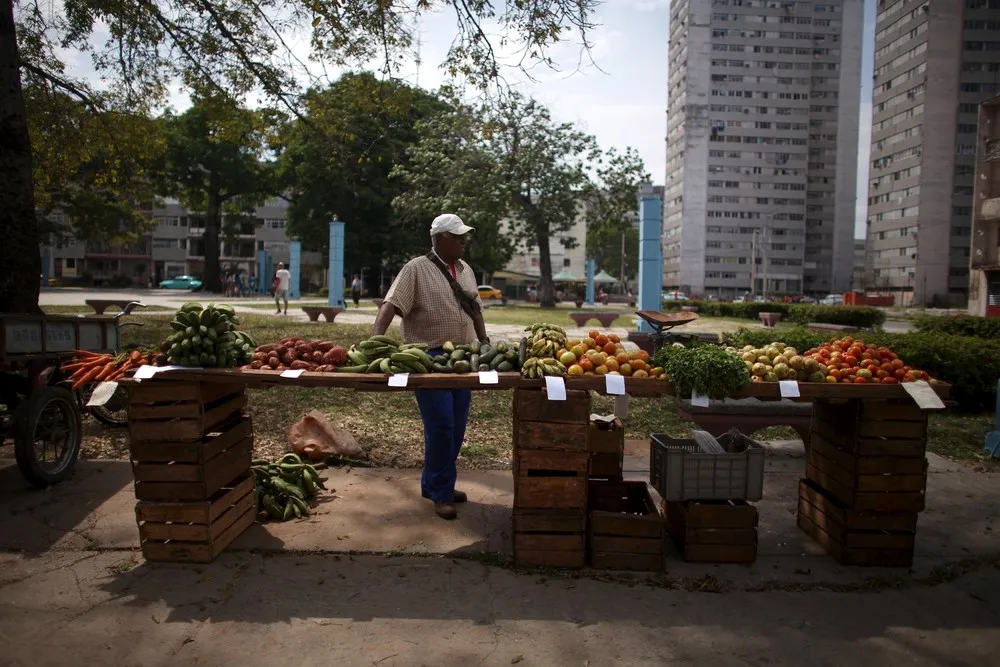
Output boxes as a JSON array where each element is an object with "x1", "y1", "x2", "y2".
[{"x1": 287, "y1": 409, "x2": 362, "y2": 461}]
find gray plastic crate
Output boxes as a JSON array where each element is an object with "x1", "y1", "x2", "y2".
[{"x1": 649, "y1": 430, "x2": 765, "y2": 502}]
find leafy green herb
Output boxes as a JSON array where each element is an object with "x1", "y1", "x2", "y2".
[{"x1": 664, "y1": 345, "x2": 750, "y2": 399}]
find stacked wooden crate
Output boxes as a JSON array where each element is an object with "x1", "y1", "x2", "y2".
[
  {"x1": 651, "y1": 432, "x2": 764, "y2": 564},
  {"x1": 589, "y1": 481, "x2": 664, "y2": 571},
  {"x1": 511, "y1": 387, "x2": 591, "y2": 568},
  {"x1": 798, "y1": 399, "x2": 927, "y2": 567},
  {"x1": 128, "y1": 381, "x2": 256, "y2": 563},
  {"x1": 587, "y1": 416, "x2": 624, "y2": 481}
]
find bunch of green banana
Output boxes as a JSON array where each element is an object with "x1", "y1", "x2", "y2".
[
  {"x1": 252, "y1": 452, "x2": 328, "y2": 521},
  {"x1": 336, "y1": 335, "x2": 437, "y2": 374},
  {"x1": 164, "y1": 302, "x2": 258, "y2": 368},
  {"x1": 523, "y1": 323, "x2": 568, "y2": 359},
  {"x1": 520, "y1": 356, "x2": 568, "y2": 378}
]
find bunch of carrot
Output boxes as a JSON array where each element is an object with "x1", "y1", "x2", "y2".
[{"x1": 63, "y1": 349, "x2": 154, "y2": 390}]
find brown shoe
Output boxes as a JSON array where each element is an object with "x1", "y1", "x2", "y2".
[
  {"x1": 423, "y1": 490, "x2": 467, "y2": 503},
  {"x1": 435, "y1": 503, "x2": 458, "y2": 520}
]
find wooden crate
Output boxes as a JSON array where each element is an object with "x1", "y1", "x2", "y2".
[
  {"x1": 797, "y1": 478, "x2": 916, "y2": 567},
  {"x1": 128, "y1": 381, "x2": 248, "y2": 442},
  {"x1": 805, "y1": 434, "x2": 927, "y2": 513},
  {"x1": 512, "y1": 509, "x2": 586, "y2": 568},
  {"x1": 513, "y1": 387, "x2": 591, "y2": 424},
  {"x1": 589, "y1": 481, "x2": 664, "y2": 571},
  {"x1": 513, "y1": 450, "x2": 589, "y2": 509},
  {"x1": 665, "y1": 499, "x2": 758, "y2": 564},
  {"x1": 132, "y1": 417, "x2": 254, "y2": 501},
  {"x1": 588, "y1": 420, "x2": 624, "y2": 480},
  {"x1": 811, "y1": 399, "x2": 927, "y2": 458},
  {"x1": 136, "y1": 474, "x2": 256, "y2": 563},
  {"x1": 514, "y1": 419, "x2": 590, "y2": 453}
]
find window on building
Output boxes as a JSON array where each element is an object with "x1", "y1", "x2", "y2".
[{"x1": 264, "y1": 218, "x2": 286, "y2": 229}]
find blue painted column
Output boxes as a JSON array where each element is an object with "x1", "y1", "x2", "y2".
[
  {"x1": 257, "y1": 250, "x2": 269, "y2": 295},
  {"x1": 637, "y1": 189, "x2": 663, "y2": 333},
  {"x1": 328, "y1": 220, "x2": 345, "y2": 308},
  {"x1": 585, "y1": 258, "x2": 596, "y2": 305},
  {"x1": 289, "y1": 241, "x2": 301, "y2": 300}
]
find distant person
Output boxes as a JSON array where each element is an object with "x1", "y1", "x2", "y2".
[
  {"x1": 351, "y1": 273, "x2": 362, "y2": 307},
  {"x1": 274, "y1": 262, "x2": 291, "y2": 315}
]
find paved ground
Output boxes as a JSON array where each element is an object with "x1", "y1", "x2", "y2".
[{"x1": 1, "y1": 441, "x2": 997, "y2": 666}]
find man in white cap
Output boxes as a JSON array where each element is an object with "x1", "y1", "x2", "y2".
[{"x1": 374, "y1": 213, "x2": 488, "y2": 520}]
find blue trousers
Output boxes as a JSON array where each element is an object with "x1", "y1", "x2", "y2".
[{"x1": 414, "y1": 387, "x2": 472, "y2": 504}]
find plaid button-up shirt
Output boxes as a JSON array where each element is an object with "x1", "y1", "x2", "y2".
[{"x1": 384, "y1": 255, "x2": 482, "y2": 348}]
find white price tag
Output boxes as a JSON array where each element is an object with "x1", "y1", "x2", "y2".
[
  {"x1": 280, "y1": 369, "x2": 305, "y2": 378},
  {"x1": 388, "y1": 373, "x2": 409, "y2": 387},
  {"x1": 133, "y1": 365, "x2": 159, "y2": 379},
  {"x1": 902, "y1": 380, "x2": 946, "y2": 410},
  {"x1": 86, "y1": 381, "x2": 119, "y2": 407},
  {"x1": 779, "y1": 380, "x2": 801, "y2": 398},
  {"x1": 478, "y1": 370, "x2": 499, "y2": 385},
  {"x1": 691, "y1": 390, "x2": 710, "y2": 408},
  {"x1": 605, "y1": 373, "x2": 626, "y2": 395},
  {"x1": 544, "y1": 376, "x2": 567, "y2": 401}
]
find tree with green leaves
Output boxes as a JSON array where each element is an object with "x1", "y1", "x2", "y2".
[
  {"x1": 2, "y1": 0, "x2": 599, "y2": 313},
  {"x1": 393, "y1": 92, "x2": 649, "y2": 308},
  {"x1": 275, "y1": 72, "x2": 447, "y2": 274},
  {"x1": 159, "y1": 93, "x2": 276, "y2": 293},
  {"x1": 391, "y1": 92, "x2": 514, "y2": 277},
  {"x1": 584, "y1": 147, "x2": 648, "y2": 282}
]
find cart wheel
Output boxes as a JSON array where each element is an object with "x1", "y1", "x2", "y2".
[
  {"x1": 14, "y1": 386, "x2": 83, "y2": 487},
  {"x1": 90, "y1": 384, "x2": 129, "y2": 428}
]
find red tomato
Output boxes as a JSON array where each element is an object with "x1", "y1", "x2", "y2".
[
  {"x1": 881, "y1": 377, "x2": 898, "y2": 384},
  {"x1": 854, "y1": 377, "x2": 867, "y2": 384}
]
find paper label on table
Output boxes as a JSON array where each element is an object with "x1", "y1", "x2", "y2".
[
  {"x1": 779, "y1": 380, "x2": 801, "y2": 398},
  {"x1": 86, "y1": 381, "x2": 118, "y2": 407},
  {"x1": 902, "y1": 380, "x2": 945, "y2": 410},
  {"x1": 478, "y1": 370, "x2": 499, "y2": 385},
  {"x1": 280, "y1": 369, "x2": 305, "y2": 378},
  {"x1": 691, "y1": 390, "x2": 710, "y2": 408},
  {"x1": 388, "y1": 373, "x2": 409, "y2": 387},
  {"x1": 133, "y1": 365, "x2": 159, "y2": 379},
  {"x1": 544, "y1": 375, "x2": 567, "y2": 401},
  {"x1": 605, "y1": 373, "x2": 626, "y2": 396}
]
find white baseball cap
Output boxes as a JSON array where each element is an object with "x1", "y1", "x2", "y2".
[{"x1": 430, "y1": 213, "x2": 475, "y2": 236}]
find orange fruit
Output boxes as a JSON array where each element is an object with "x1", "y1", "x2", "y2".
[
  {"x1": 567, "y1": 364, "x2": 584, "y2": 375},
  {"x1": 632, "y1": 369, "x2": 649, "y2": 378},
  {"x1": 583, "y1": 337, "x2": 597, "y2": 350},
  {"x1": 570, "y1": 344, "x2": 585, "y2": 358},
  {"x1": 588, "y1": 329, "x2": 601, "y2": 340},
  {"x1": 595, "y1": 364, "x2": 609, "y2": 375},
  {"x1": 602, "y1": 342, "x2": 617, "y2": 355},
  {"x1": 635, "y1": 350, "x2": 650, "y2": 362},
  {"x1": 631, "y1": 359, "x2": 647, "y2": 372},
  {"x1": 605, "y1": 358, "x2": 620, "y2": 372},
  {"x1": 594, "y1": 334, "x2": 609, "y2": 347},
  {"x1": 608, "y1": 333, "x2": 620, "y2": 343},
  {"x1": 615, "y1": 352, "x2": 630, "y2": 365},
  {"x1": 650, "y1": 366, "x2": 664, "y2": 377},
  {"x1": 620, "y1": 363, "x2": 633, "y2": 377},
  {"x1": 579, "y1": 358, "x2": 594, "y2": 373}
]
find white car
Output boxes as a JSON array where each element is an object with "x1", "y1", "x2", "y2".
[{"x1": 820, "y1": 294, "x2": 844, "y2": 306}]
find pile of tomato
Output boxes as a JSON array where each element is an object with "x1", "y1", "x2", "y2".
[{"x1": 805, "y1": 337, "x2": 933, "y2": 385}]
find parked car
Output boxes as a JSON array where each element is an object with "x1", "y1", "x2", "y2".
[
  {"x1": 477, "y1": 285, "x2": 503, "y2": 300},
  {"x1": 662, "y1": 291, "x2": 689, "y2": 301},
  {"x1": 820, "y1": 293, "x2": 844, "y2": 306},
  {"x1": 159, "y1": 275, "x2": 203, "y2": 290}
]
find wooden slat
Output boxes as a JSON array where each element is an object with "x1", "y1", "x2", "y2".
[
  {"x1": 797, "y1": 511, "x2": 914, "y2": 568},
  {"x1": 129, "y1": 417, "x2": 252, "y2": 464},
  {"x1": 684, "y1": 528, "x2": 758, "y2": 546},
  {"x1": 797, "y1": 479, "x2": 918, "y2": 533},
  {"x1": 140, "y1": 502, "x2": 255, "y2": 564},
  {"x1": 513, "y1": 549, "x2": 585, "y2": 568},
  {"x1": 588, "y1": 453, "x2": 623, "y2": 479},
  {"x1": 516, "y1": 451, "x2": 589, "y2": 475},
  {"x1": 860, "y1": 400, "x2": 927, "y2": 422},
  {"x1": 591, "y1": 535, "x2": 663, "y2": 555},
  {"x1": 858, "y1": 419, "x2": 927, "y2": 440},
  {"x1": 127, "y1": 381, "x2": 202, "y2": 404},
  {"x1": 515, "y1": 422, "x2": 589, "y2": 453},
  {"x1": 133, "y1": 438, "x2": 253, "y2": 501},
  {"x1": 512, "y1": 509, "x2": 586, "y2": 533},
  {"x1": 513, "y1": 533, "x2": 584, "y2": 552},
  {"x1": 513, "y1": 477, "x2": 587, "y2": 509},
  {"x1": 666, "y1": 500, "x2": 759, "y2": 530},
  {"x1": 514, "y1": 388, "x2": 591, "y2": 424},
  {"x1": 123, "y1": 369, "x2": 950, "y2": 401},
  {"x1": 135, "y1": 475, "x2": 254, "y2": 525},
  {"x1": 588, "y1": 424, "x2": 625, "y2": 454}
]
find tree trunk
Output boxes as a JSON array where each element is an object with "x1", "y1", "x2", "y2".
[
  {"x1": 0, "y1": 1, "x2": 42, "y2": 313},
  {"x1": 202, "y1": 173, "x2": 223, "y2": 293},
  {"x1": 536, "y1": 221, "x2": 556, "y2": 309}
]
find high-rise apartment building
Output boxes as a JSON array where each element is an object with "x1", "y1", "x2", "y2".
[
  {"x1": 866, "y1": 0, "x2": 1000, "y2": 307},
  {"x1": 664, "y1": 0, "x2": 864, "y2": 300}
]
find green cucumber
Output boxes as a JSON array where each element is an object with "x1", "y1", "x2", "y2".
[
  {"x1": 450, "y1": 349, "x2": 466, "y2": 361},
  {"x1": 497, "y1": 361, "x2": 513, "y2": 372},
  {"x1": 470, "y1": 353, "x2": 480, "y2": 369},
  {"x1": 453, "y1": 360, "x2": 471, "y2": 374}
]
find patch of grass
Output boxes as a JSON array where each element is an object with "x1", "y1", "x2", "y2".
[
  {"x1": 482, "y1": 304, "x2": 635, "y2": 328},
  {"x1": 927, "y1": 412, "x2": 1000, "y2": 471},
  {"x1": 42, "y1": 305, "x2": 170, "y2": 314}
]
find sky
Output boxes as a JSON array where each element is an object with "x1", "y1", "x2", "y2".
[{"x1": 57, "y1": 0, "x2": 876, "y2": 239}]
